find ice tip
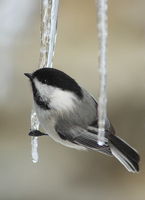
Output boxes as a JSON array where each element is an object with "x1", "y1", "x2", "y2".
[
  {"x1": 32, "y1": 159, "x2": 38, "y2": 164},
  {"x1": 98, "y1": 141, "x2": 104, "y2": 146},
  {"x1": 97, "y1": 139, "x2": 106, "y2": 146}
]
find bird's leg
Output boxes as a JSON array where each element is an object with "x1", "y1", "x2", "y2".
[{"x1": 28, "y1": 130, "x2": 48, "y2": 137}]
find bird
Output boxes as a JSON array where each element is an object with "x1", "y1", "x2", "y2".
[{"x1": 24, "y1": 68, "x2": 140, "y2": 172}]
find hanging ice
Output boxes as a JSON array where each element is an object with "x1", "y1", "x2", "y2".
[
  {"x1": 30, "y1": 0, "x2": 60, "y2": 163},
  {"x1": 96, "y1": 0, "x2": 108, "y2": 146},
  {"x1": 39, "y1": 0, "x2": 59, "y2": 68},
  {"x1": 31, "y1": 108, "x2": 39, "y2": 163}
]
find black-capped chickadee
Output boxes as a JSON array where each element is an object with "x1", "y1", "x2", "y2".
[{"x1": 25, "y1": 68, "x2": 140, "y2": 172}]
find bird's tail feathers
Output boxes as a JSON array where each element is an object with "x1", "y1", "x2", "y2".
[{"x1": 108, "y1": 134, "x2": 140, "y2": 173}]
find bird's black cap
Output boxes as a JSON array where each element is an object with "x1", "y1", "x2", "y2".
[{"x1": 32, "y1": 68, "x2": 83, "y2": 99}]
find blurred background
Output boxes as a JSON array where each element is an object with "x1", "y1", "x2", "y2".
[{"x1": 0, "y1": 0, "x2": 145, "y2": 199}]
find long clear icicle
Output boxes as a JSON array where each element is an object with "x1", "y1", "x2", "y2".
[
  {"x1": 31, "y1": 0, "x2": 59, "y2": 163},
  {"x1": 96, "y1": 0, "x2": 108, "y2": 146},
  {"x1": 39, "y1": 0, "x2": 59, "y2": 68}
]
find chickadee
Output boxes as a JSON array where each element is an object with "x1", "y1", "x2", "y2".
[{"x1": 25, "y1": 68, "x2": 140, "y2": 172}]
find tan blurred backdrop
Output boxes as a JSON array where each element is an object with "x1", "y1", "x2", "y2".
[{"x1": 0, "y1": 0, "x2": 145, "y2": 200}]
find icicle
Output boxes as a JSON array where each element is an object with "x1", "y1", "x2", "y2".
[
  {"x1": 96, "y1": 0, "x2": 108, "y2": 146},
  {"x1": 30, "y1": 0, "x2": 60, "y2": 163},
  {"x1": 39, "y1": 0, "x2": 59, "y2": 68},
  {"x1": 31, "y1": 108, "x2": 39, "y2": 163}
]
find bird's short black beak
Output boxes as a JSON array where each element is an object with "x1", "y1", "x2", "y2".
[{"x1": 24, "y1": 73, "x2": 33, "y2": 80}]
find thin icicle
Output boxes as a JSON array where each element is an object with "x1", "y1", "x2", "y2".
[
  {"x1": 96, "y1": 0, "x2": 108, "y2": 146},
  {"x1": 31, "y1": 108, "x2": 39, "y2": 163},
  {"x1": 30, "y1": 0, "x2": 60, "y2": 163},
  {"x1": 39, "y1": 0, "x2": 59, "y2": 68}
]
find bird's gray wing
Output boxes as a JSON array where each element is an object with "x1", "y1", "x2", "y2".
[
  {"x1": 89, "y1": 118, "x2": 116, "y2": 136},
  {"x1": 56, "y1": 126, "x2": 112, "y2": 156},
  {"x1": 88, "y1": 94, "x2": 115, "y2": 135}
]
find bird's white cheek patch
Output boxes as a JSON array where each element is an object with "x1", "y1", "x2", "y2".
[
  {"x1": 34, "y1": 79, "x2": 54, "y2": 98},
  {"x1": 34, "y1": 79, "x2": 76, "y2": 112},
  {"x1": 50, "y1": 89, "x2": 76, "y2": 112}
]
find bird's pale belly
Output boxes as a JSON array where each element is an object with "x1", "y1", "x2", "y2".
[
  {"x1": 42, "y1": 120, "x2": 86, "y2": 150},
  {"x1": 35, "y1": 106, "x2": 86, "y2": 150}
]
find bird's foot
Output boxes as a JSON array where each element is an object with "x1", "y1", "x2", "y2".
[{"x1": 28, "y1": 130, "x2": 48, "y2": 137}]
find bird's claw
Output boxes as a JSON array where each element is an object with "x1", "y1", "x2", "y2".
[{"x1": 28, "y1": 130, "x2": 48, "y2": 137}]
